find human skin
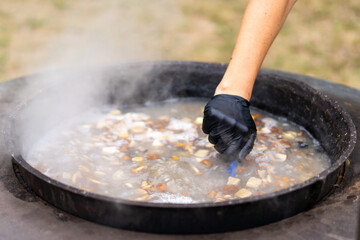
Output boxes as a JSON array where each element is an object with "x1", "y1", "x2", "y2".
[{"x1": 215, "y1": 0, "x2": 297, "y2": 101}]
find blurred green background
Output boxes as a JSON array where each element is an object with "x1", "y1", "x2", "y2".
[{"x1": 0, "y1": 0, "x2": 359, "y2": 89}]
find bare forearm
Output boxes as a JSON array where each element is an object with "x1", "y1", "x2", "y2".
[{"x1": 215, "y1": 0, "x2": 297, "y2": 100}]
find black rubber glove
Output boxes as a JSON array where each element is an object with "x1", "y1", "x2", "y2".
[{"x1": 202, "y1": 94, "x2": 257, "y2": 161}]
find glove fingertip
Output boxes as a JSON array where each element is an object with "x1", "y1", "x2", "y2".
[
  {"x1": 237, "y1": 133, "x2": 256, "y2": 161},
  {"x1": 208, "y1": 134, "x2": 217, "y2": 144},
  {"x1": 214, "y1": 140, "x2": 227, "y2": 154}
]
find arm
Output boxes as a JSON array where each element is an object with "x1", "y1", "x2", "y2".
[
  {"x1": 215, "y1": 0, "x2": 297, "y2": 100},
  {"x1": 203, "y1": 0, "x2": 297, "y2": 160}
]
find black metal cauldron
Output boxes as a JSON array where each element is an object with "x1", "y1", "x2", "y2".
[{"x1": 4, "y1": 61, "x2": 357, "y2": 234}]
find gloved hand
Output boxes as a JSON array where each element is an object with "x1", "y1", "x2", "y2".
[{"x1": 202, "y1": 94, "x2": 257, "y2": 161}]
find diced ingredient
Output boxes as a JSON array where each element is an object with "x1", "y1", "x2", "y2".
[
  {"x1": 236, "y1": 167, "x2": 245, "y2": 173},
  {"x1": 181, "y1": 118, "x2": 192, "y2": 122},
  {"x1": 88, "y1": 178, "x2": 107, "y2": 185},
  {"x1": 195, "y1": 149, "x2": 209, "y2": 158},
  {"x1": 191, "y1": 165, "x2": 203, "y2": 175},
  {"x1": 205, "y1": 142, "x2": 213, "y2": 148},
  {"x1": 275, "y1": 153, "x2": 287, "y2": 162},
  {"x1": 200, "y1": 159, "x2": 212, "y2": 167},
  {"x1": 283, "y1": 131, "x2": 297, "y2": 140},
  {"x1": 246, "y1": 177, "x2": 262, "y2": 189},
  {"x1": 132, "y1": 157, "x2": 144, "y2": 162},
  {"x1": 135, "y1": 189, "x2": 148, "y2": 196},
  {"x1": 131, "y1": 126, "x2": 144, "y2": 133},
  {"x1": 131, "y1": 165, "x2": 145, "y2": 174},
  {"x1": 110, "y1": 109, "x2": 121, "y2": 115},
  {"x1": 94, "y1": 171, "x2": 106, "y2": 177},
  {"x1": 117, "y1": 131, "x2": 129, "y2": 138},
  {"x1": 235, "y1": 188, "x2": 252, "y2": 198},
  {"x1": 271, "y1": 126, "x2": 281, "y2": 133},
  {"x1": 102, "y1": 146, "x2": 118, "y2": 154},
  {"x1": 260, "y1": 127, "x2": 271, "y2": 134},
  {"x1": 208, "y1": 190, "x2": 218, "y2": 198},
  {"x1": 215, "y1": 197, "x2": 227, "y2": 202},
  {"x1": 152, "y1": 139, "x2": 163, "y2": 147},
  {"x1": 71, "y1": 171, "x2": 81, "y2": 185},
  {"x1": 254, "y1": 144, "x2": 267, "y2": 151},
  {"x1": 279, "y1": 140, "x2": 291, "y2": 147},
  {"x1": 221, "y1": 185, "x2": 240, "y2": 194},
  {"x1": 79, "y1": 165, "x2": 90, "y2": 173},
  {"x1": 223, "y1": 195, "x2": 231, "y2": 199},
  {"x1": 194, "y1": 117, "x2": 203, "y2": 125},
  {"x1": 227, "y1": 177, "x2": 240, "y2": 185},
  {"x1": 283, "y1": 176, "x2": 290, "y2": 182},
  {"x1": 141, "y1": 181, "x2": 152, "y2": 190},
  {"x1": 156, "y1": 183, "x2": 166, "y2": 192},
  {"x1": 135, "y1": 194, "x2": 149, "y2": 201},
  {"x1": 257, "y1": 135, "x2": 269, "y2": 141},
  {"x1": 124, "y1": 183, "x2": 133, "y2": 188},
  {"x1": 147, "y1": 154, "x2": 160, "y2": 160}
]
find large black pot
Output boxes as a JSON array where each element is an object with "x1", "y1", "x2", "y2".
[{"x1": 4, "y1": 61, "x2": 357, "y2": 234}]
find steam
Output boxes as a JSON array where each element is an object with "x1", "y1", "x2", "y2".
[
  {"x1": 36, "y1": 0, "x2": 177, "y2": 70},
  {"x1": 12, "y1": 0, "x2": 183, "y2": 156}
]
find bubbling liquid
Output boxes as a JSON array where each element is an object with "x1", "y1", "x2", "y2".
[{"x1": 27, "y1": 100, "x2": 331, "y2": 203}]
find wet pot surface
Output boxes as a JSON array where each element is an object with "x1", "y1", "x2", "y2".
[{"x1": 5, "y1": 61, "x2": 357, "y2": 233}]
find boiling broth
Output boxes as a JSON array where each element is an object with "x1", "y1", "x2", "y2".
[{"x1": 27, "y1": 99, "x2": 331, "y2": 203}]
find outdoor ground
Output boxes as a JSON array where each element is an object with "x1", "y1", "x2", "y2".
[{"x1": 0, "y1": 0, "x2": 359, "y2": 89}]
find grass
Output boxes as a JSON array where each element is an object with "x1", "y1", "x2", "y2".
[
  {"x1": 26, "y1": 18, "x2": 46, "y2": 30},
  {"x1": 178, "y1": 0, "x2": 360, "y2": 89},
  {"x1": 53, "y1": 0, "x2": 68, "y2": 10},
  {"x1": 0, "y1": 0, "x2": 358, "y2": 89}
]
